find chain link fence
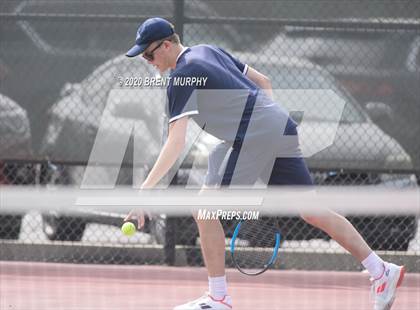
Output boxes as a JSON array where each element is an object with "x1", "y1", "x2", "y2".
[{"x1": 1, "y1": 0, "x2": 419, "y2": 269}]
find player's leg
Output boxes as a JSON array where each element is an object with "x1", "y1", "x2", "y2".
[
  {"x1": 192, "y1": 208, "x2": 226, "y2": 278},
  {"x1": 268, "y1": 157, "x2": 384, "y2": 265},
  {"x1": 192, "y1": 143, "x2": 232, "y2": 280},
  {"x1": 173, "y1": 213, "x2": 232, "y2": 310},
  {"x1": 173, "y1": 143, "x2": 233, "y2": 310},
  {"x1": 301, "y1": 211, "x2": 372, "y2": 261},
  {"x1": 301, "y1": 211, "x2": 405, "y2": 310},
  {"x1": 200, "y1": 144, "x2": 264, "y2": 289},
  {"x1": 266, "y1": 158, "x2": 372, "y2": 261},
  {"x1": 174, "y1": 143, "x2": 266, "y2": 310},
  {"x1": 268, "y1": 157, "x2": 405, "y2": 310}
]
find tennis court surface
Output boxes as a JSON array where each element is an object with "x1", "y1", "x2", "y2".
[{"x1": 1, "y1": 261, "x2": 418, "y2": 309}]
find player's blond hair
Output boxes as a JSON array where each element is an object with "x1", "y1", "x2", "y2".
[{"x1": 164, "y1": 33, "x2": 181, "y2": 44}]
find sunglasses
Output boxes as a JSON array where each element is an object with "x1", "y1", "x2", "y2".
[{"x1": 142, "y1": 41, "x2": 164, "y2": 61}]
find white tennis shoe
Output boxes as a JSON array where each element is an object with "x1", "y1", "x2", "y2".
[
  {"x1": 173, "y1": 293, "x2": 232, "y2": 310},
  {"x1": 371, "y1": 262, "x2": 405, "y2": 310}
]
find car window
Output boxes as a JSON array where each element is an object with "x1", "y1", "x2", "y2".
[
  {"x1": 81, "y1": 57, "x2": 127, "y2": 107},
  {"x1": 256, "y1": 64, "x2": 366, "y2": 123},
  {"x1": 407, "y1": 36, "x2": 420, "y2": 72},
  {"x1": 83, "y1": 67, "x2": 119, "y2": 108},
  {"x1": 269, "y1": 33, "x2": 389, "y2": 68},
  {"x1": 81, "y1": 56, "x2": 158, "y2": 109},
  {"x1": 415, "y1": 42, "x2": 420, "y2": 69}
]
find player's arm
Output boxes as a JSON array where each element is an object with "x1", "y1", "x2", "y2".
[
  {"x1": 141, "y1": 116, "x2": 188, "y2": 189},
  {"x1": 246, "y1": 66, "x2": 273, "y2": 99}
]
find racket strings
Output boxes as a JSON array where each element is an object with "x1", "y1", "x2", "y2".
[{"x1": 232, "y1": 220, "x2": 279, "y2": 271}]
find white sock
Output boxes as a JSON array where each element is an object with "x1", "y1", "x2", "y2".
[
  {"x1": 362, "y1": 252, "x2": 385, "y2": 280},
  {"x1": 208, "y1": 275, "x2": 228, "y2": 300}
]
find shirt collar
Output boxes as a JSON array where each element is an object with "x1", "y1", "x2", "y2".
[{"x1": 176, "y1": 46, "x2": 189, "y2": 63}]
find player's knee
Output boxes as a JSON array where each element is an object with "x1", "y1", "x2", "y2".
[
  {"x1": 300, "y1": 214, "x2": 323, "y2": 228},
  {"x1": 193, "y1": 215, "x2": 220, "y2": 227}
]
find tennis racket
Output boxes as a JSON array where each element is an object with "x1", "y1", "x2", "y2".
[{"x1": 230, "y1": 218, "x2": 281, "y2": 276}]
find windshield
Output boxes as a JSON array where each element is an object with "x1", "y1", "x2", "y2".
[
  {"x1": 80, "y1": 56, "x2": 159, "y2": 109},
  {"x1": 257, "y1": 64, "x2": 367, "y2": 123}
]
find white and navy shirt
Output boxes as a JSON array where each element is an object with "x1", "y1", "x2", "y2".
[{"x1": 166, "y1": 45, "x2": 296, "y2": 144}]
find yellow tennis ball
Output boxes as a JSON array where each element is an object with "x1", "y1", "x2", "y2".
[{"x1": 121, "y1": 222, "x2": 136, "y2": 236}]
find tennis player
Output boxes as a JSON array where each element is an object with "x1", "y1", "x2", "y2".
[{"x1": 124, "y1": 17, "x2": 405, "y2": 310}]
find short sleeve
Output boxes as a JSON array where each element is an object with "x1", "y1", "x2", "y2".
[
  {"x1": 217, "y1": 48, "x2": 248, "y2": 75},
  {"x1": 166, "y1": 73, "x2": 199, "y2": 123}
]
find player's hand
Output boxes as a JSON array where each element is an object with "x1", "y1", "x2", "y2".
[
  {"x1": 124, "y1": 209, "x2": 152, "y2": 230},
  {"x1": 123, "y1": 183, "x2": 155, "y2": 229}
]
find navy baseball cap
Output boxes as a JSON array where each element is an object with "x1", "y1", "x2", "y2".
[{"x1": 126, "y1": 17, "x2": 175, "y2": 58}]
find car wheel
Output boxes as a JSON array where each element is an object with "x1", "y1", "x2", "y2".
[
  {"x1": 0, "y1": 215, "x2": 23, "y2": 239},
  {"x1": 148, "y1": 215, "x2": 166, "y2": 245},
  {"x1": 349, "y1": 216, "x2": 417, "y2": 251},
  {"x1": 42, "y1": 214, "x2": 86, "y2": 241}
]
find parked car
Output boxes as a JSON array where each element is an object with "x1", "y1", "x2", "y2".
[
  {"x1": 0, "y1": 0, "x2": 240, "y2": 150},
  {"x1": 268, "y1": 29, "x2": 420, "y2": 171},
  {"x1": 39, "y1": 53, "x2": 418, "y2": 252},
  {"x1": 207, "y1": 54, "x2": 418, "y2": 251},
  {"x1": 0, "y1": 93, "x2": 35, "y2": 239},
  {"x1": 173, "y1": 53, "x2": 418, "y2": 252},
  {"x1": 39, "y1": 54, "x2": 208, "y2": 241},
  {"x1": 243, "y1": 53, "x2": 415, "y2": 173},
  {"x1": 276, "y1": 29, "x2": 420, "y2": 107}
]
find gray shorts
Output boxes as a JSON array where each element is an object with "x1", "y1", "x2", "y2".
[{"x1": 205, "y1": 137, "x2": 313, "y2": 187}]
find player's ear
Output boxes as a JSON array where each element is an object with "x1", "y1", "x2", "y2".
[{"x1": 163, "y1": 40, "x2": 172, "y2": 50}]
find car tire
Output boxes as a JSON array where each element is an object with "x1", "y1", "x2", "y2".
[
  {"x1": 42, "y1": 214, "x2": 86, "y2": 241},
  {"x1": 349, "y1": 216, "x2": 417, "y2": 251},
  {"x1": 148, "y1": 215, "x2": 166, "y2": 245},
  {"x1": 0, "y1": 215, "x2": 23, "y2": 239}
]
